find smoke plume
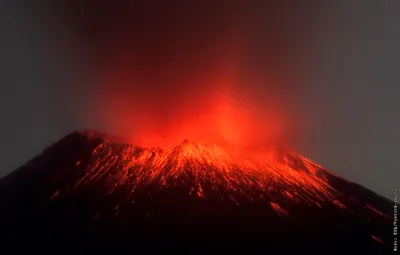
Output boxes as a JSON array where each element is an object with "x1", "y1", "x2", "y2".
[{"x1": 59, "y1": 1, "x2": 318, "y2": 149}]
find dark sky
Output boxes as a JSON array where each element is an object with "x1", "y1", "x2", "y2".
[{"x1": 0, "y1": 0, "x2": 398, "y2": 198}]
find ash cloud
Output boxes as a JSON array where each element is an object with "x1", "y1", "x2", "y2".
[{"x1": 59, "y1": 0, "x2": 321, "y2": 149}]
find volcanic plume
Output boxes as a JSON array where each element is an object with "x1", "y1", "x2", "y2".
[
  {"x1": 0, "y1": 130, "x2": 393, "y2": 253},
  {"x1": 58, "y1": 1, "x2": 307, "y2": 149}
]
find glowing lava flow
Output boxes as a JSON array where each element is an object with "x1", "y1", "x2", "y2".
[{"x1": 74, "y1": 137, "x2": 347, "y2": 215}]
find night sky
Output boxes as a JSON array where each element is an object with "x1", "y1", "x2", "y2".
[{"x1": 0, "y1": 0, "x2": 398, "y2": 199}]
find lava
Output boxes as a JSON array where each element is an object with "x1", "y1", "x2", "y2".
[
  {"x1": 270, "y1": 202, "x2": 289, "y2": 216},
  {"x1": 72, "y1": 136, "x2": 347, "y2": 215},
  {"x1": 370, "y1": 235, "x2": 383, "y2": 244}
]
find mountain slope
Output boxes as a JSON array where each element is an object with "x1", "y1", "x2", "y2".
[{"x1": 0, "y1": 130, "x2": 393, "y2": 253}]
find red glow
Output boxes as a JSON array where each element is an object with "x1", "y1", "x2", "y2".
[
  {"x1": 82, "y1": 31, "x2": 330, "y2": 216},
  {"x1": 73, "y1": 138, "x2": 347, "y2": 215},
  {"x1": 370, "y1": 235, "x2": 383, "y2": 244},
  {"x1": 366, "y1": 204, "x2": 393, "y2": 220},
  {"x1": 270, "y1": 202, "x2": 289, "y2": 216},
  {"x1": 90, "y1": 30, "x2": 292, "y2": 152}
]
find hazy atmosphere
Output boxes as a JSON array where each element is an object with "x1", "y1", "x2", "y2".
[{"x1": 0, "y1": 0, "x2": 398, "y2": 199}]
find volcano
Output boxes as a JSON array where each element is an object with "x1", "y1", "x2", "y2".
[{"x1": 0, "y1": 130, "x2": 393, "y2": 253}]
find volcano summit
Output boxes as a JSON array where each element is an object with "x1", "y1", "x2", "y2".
[{"x1": 0, "y1": 130, "x2": 393, "y2": 253}]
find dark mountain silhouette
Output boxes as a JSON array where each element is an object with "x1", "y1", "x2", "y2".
[{"x1": 0, "y1": 130, "x2": 393, "y2": 253}]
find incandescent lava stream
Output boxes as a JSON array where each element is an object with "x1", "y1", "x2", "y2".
[{"x1": 0, "y1": 130, "x2": 393, "y2": 253}]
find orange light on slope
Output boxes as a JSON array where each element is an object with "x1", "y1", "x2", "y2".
[{"x1": 73, "y1": 138, "x2": 348, "y2": 216}]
